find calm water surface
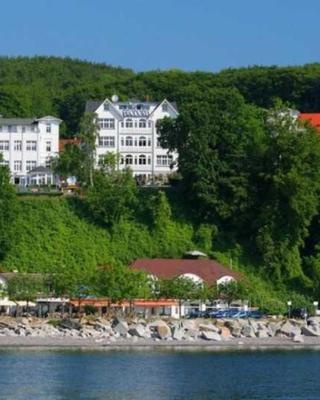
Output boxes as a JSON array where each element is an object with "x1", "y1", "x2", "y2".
[{"x1": 0, "y1": 349, "x2": 319, "y2": 400}]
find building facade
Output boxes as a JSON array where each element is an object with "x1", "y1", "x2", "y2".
[
  {"x1": 85, "y1": 97, "x2": 178, "y2": 183},
  {"x1": 0, "y1": 116, "x2": 61, "y2": 184}
]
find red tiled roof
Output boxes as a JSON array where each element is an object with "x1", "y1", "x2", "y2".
[
  {"x1": 299, "y1": 113, "x2": 320, "y2": 132},
  {"x1": 131, "y1": 259, "x2": 239, "y2": 284}
]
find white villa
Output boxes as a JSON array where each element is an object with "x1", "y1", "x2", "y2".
[
  {"x1": 0, "y1": 116, "x2": 61, "y2": 185},
  {"x1": 85, "y1": 97, "x2": 179, "y2": 183}
]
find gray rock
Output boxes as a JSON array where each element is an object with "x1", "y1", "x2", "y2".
[
  {"x1": 241, "y1": 324, "x2": 256, "y2": 338},
  {"x1": 293, "y1": 334, "x2": 304, "y2": 343},
  {"x1": 59, "y1": 319, "x2": 82, "y2": 331},
  {"x1": 279, "y1": 321, "x2": 300, "y2": 337},
  {"x1": 199, "y1": 323, "x2": 219, "y2": 333},
  {"x1": 201, "y1": 331, "x2": 221, "y2": 341},
  {"x1": 256, "y1": 329, "x2": 269, "y2": 338},
  {"x1": 301, "y1": 325, "x2": 320, "y2": 337},
  {"x1": 231, "y1": 327, "x2": 242, "y2": 338},
  {"x1": 113, "y1": 321, "x2": 129, "y2": 337},
  {"x1": 128, "y1": 324, "x2": 148, "y2": 338},
  {"x1": 172, "y1": 326, "x2": 184, "y2": 340}
]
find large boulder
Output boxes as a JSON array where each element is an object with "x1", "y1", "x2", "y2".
[
  {"x1": 157, "y1": 323, "x2": 171, "y2": 339},
  {"x1": 113, "y1": 321, "x2": 129, "y2": 337},
  {"x1": 293, "y1": 334, "x2": 304, "y2": 343},
  {"x1": 241, "y1": 324, "x2": 256, "y2": 338},
  {"x1": 181, "y1": 320, "x2": 196, "y2": 330},
  {"x1": 199, "y1": 323, "x2": 219, "y2": 333},
  {"x1": 128, "y1": 324, "x2": 148, "y2": 338},
  {"x1": 301, "y1": 325, "x2": 320, "y2": 337},
  {"x1": 256, "y1": 329, "x2": 269, "y2": 338},
  {"x1": 171, "y1": 326, "x2": 184, "y2": 340},
  {"x1": 201, "y1": 331, "x2": 221, "y2": 341},
  {"x1": 278, "y1": 321, "x2": 300, "y2": 338},
  {"x1": 59, "y1": 319, "x2": 82, "y2": 331},
  {"x1": 220, "y1": 326, "x2": 232, "y2": 340}
]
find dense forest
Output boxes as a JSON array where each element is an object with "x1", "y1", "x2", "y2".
[
  {"x1": 2, "y1": 56, "x2": 320, "y2": 135},
  {"x1": 1, "y1": 56, "x2": 320, "y2": 311}
]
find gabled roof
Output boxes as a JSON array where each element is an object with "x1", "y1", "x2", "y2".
[
  {"x1": 131, "y1": 259, "x2": 239, "y2": 284},
  {"x1": 148, "y1": 99, "x2": 179, "y2": 118},
  {"x1": 36, "y1": 116, "x2": 62, "y2": 123},
  {"x1": 299, "y1": 113, "x2": 320, "y2": 132}
]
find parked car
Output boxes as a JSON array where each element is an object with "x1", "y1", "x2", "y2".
[
  {"x1": 285, "y1": 308, "x2": 308, "y2": 319},
  {"x1": 247, "y1": 310, "x2": 265, "y2": 319},
  {"x1": 188, "y1": 310, "x2": 206, "y2": 318}
]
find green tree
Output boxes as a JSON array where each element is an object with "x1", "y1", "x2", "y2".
[
  {"x1": 86, "y1": 163, "x2": 137, "y2": 226},
  {"x1": 79, "y1": 112, "x2": 99, "y2": 186},
  {"x1": 0, "y1": 162, "x2": 17, "y2": 260}
]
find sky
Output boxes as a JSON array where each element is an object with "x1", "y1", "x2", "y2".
[{"x1": 0, "y1": 0, "x2": 320, "y2": 72}]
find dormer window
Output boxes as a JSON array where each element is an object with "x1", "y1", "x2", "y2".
[
  {"x1": 139, "y1": 119, "x2": 146, "y2": 128},
  {"x1": 125, "y1": 119, "x2": 133, "y2": 128},
  {"x1": 104, "y1": 103, "x2": 109, "y2": 111},
  {"x1": 46, "y1": 123, "x2": 51, "y2": 133}
]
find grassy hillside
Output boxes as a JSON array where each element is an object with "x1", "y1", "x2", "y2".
[{"x1": 1, "y1": 195, "x2": 309, "y2": 313}]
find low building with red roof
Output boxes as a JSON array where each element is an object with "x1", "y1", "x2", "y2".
[
  {"x1": 130, "y1": 258, "x2": 239, "y2": 286},
  {"x1": 299, "y1": 113, "x2": 320, "y2": 132}
]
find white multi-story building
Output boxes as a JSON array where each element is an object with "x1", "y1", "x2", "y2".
[
  {"x1": 85, "y1": 97, "x2": 178, "y2": 183},
  {"x1": 0, "y1": 116, "x2": 61, "y2": 184}
]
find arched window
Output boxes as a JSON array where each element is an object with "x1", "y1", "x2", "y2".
[
  {"x1": 125, "y1": 155, "x2": 133, "y2": 165},
  {"x1": 139, "y1": 136, "x2": 147, "y2": 147},
  {"x1": 139, "y1": 154, "x2": 146, "y2": 165},
  {"x1": 139, "y1": 119, "x2": 146, "y2": 128},
  {"x1": 125, "y1": 119, "x2": 133, "y2": 128},
  {"x1": 125, "y1": 136, "x2": 133, "y2": 146}
]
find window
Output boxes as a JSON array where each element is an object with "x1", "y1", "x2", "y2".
[
  {"x1": 148, "y1": 138, "x2": 151, "y2": 147},
  {"x1": 125, "y1": 119, "x2": 133, "y2": 128},
  {"x1": 148, "y1": 121, "x2": 152, "y2": 128},
  {"x1": 98, "y1": 118, "x2": 115, "y2": 129},
  {"x1": 8, "y1": 125, "x2": 17, "y2": 133},
  {"x1": 139, "y1": 154, "x2": 146, "y2": 165},
  {"x1": 157, "y1": 155, "x2": 173, "y2": 166},
  {"x1": 139, "y1": 136, "x2": 147, "y2": 147},
  {"x1": 46, "y1": 158, "x2": 51, "y2": 168},
  {"x1": 0, "y1": 126, "x2": 2, "y2": 132},
  {"x1": 125, "y1": 136, "x2": 133, "y2": 146},
  {"x1": 22, "y1": 126, "x2": 26, "y2": 133},
  {"x1": 162, "y1": 103, "x2": 168, "y2": 112},
  {"x1": 98, "y1": 154, "x2": 105, "y2": 166},
  {"x1": 139, "y1": 119, "x2": 146, "y2": 128},
  {"x1": 104, "y1": 103, "x2": 109, "y2": 111},
  {"x1": 46, "y1": 141, "x2": 52, "y2": 152},
  {"x1": 156, "y1": 138, "x2": 161, "y2": 148},
  {"x1": 148, "y1": 156, "x2": 151, "y2": 165},
  {"x1": 0, "y1": 141, "x2": 9, "y2": 151},
  {"x1": 98, "y1": 136, "x2": 115, "y2": 147},
  {"x1": 125, "y1": 154, "x2": 133, "y2": 165},
  {"x1": 1, "y1": 160, "x2": 9, "y2": 167},
  {"x1": 14, "y1": 160, "x2": 22, "y2": 172},
  {"x1": 26, "y1": 161, "x2": 36, "y2": 171},
  {"x1": 14, "y1": 141, "x2": 22, "y2": 151},
  {"x1": 26, "y1": 141, "x2": 37, "y2": 151},
  {"x1": 46, "y1": 123, "x2": 51, "y2": 133}
]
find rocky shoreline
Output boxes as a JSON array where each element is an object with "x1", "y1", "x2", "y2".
[{"x1": 1, "y1": 315, "x2": 320, "y2": 349}]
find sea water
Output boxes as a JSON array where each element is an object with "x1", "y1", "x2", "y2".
[{"x1": 0, "y1": 349, "x2": 319, "y2": 400}]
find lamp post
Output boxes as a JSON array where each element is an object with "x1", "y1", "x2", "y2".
[{"x1": 287, "y1": 300, "x2": 292, "y2": 319}]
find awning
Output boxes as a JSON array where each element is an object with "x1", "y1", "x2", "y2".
[
  {"x1": 0, "y1": 299, "x2": 16, "y2": 307},
  {"x1": 15, "y1": 301, "x2": 36, "y2": 307}
]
